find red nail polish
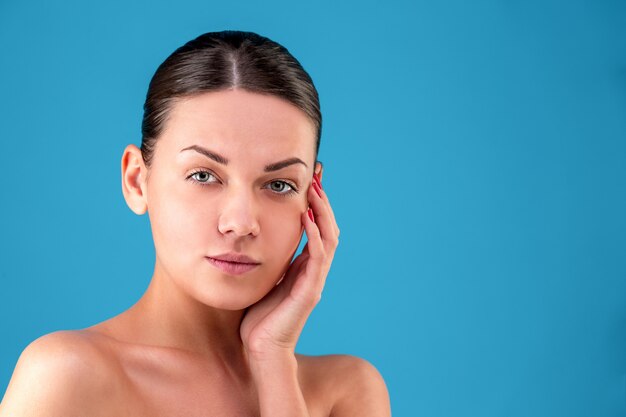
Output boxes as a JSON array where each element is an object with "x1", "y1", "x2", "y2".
[
  {"x1": 308, "y1": 208, "x2": 315, "y2": 222},
  {"x1": 312, "y1": 180, "x2": 322, "y2": 198},
  {"x1": 314, "y1": 173, "x2": 323, "y2": 189}
]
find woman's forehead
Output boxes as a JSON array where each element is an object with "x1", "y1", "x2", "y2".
[
  {"x1": 168, "y1": 90, "x2": 314, "y2": 137},
  {"x1": 159, "y1": 91, "x2": 315, "y2": 154},
  {"x1": 155, "y1": 91, "x2": 315, "y2": 161}
]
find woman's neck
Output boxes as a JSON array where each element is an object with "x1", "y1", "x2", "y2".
[{"x1": 98, "y1": 259, "x2": 250, "y2": 368}]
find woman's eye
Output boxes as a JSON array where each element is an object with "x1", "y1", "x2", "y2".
[
  {"x1": 187, "y1": 170, "x2": 217, "y2": 185},
  {"x1": 186, "y1": 171, "x2": 297, "y2": 197},
  {"x1": 266, "y1": 180, "x2": 298, "y2": 196}
]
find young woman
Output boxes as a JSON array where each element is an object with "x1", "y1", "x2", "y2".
[{"x1": 0, "y1": 30, "x2": 391, "y2": 416}]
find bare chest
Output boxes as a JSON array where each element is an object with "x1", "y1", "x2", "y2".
[
  {"x1": 106, "y1": 349, "x2": 329, "y2": 417},
  {"x1": 122, "y1": 378, "x2": 260, "y2": 417},
  {"x1": 113, "y1": 356, "x2": 260, "y2": 417}
]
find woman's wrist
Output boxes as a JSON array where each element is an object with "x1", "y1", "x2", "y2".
[
  {"x1": 247, "y1": 349, "x2": 299, "y2": 384},
  {"x1": 247, "y1": 351, "x2": 310, "y2": 417},
  {"x1": 245, "y1": 343, "x2": 295, "y2": 363}
]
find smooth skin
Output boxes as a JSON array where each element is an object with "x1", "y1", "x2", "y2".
[{"x1": 0, "y1": 89, "x2": 391, "y2": 417}]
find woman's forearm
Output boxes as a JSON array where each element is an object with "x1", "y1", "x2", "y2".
[{"x1": 248, "y1": 353, "x2": 310, "y2": 417}]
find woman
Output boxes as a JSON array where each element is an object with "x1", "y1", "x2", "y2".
[{"x1": 0, "y1": 30, "x2": 391, "y2": 416}]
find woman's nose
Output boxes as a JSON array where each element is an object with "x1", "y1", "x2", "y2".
[{"x1": 217, "y1": 189, "x2": 261, "y2": 237}]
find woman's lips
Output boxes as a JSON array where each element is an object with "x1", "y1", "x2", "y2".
[{"x1": 205, "y1": 257, "x2": 260, "y2": 275}]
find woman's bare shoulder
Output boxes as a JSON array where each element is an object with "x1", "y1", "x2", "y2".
[
  {"x1": 0, "y1": 330, "x2": 122, "y2": 417},
  {"x1": 295, "y1": 353, "x2": 391, "y2": 417}
]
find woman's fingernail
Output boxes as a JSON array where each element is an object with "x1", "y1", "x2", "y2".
[
  {"x1": 314, "y1": 173, "x2": 323, "y2": 189},
  {"x1": 312, "y1": 180, "x2": 322, "y2": 198},
  {"x1": 308, "y1": 208, "x2": 315, "y2": 222}
]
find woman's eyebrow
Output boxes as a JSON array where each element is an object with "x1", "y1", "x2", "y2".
[{"x1": 179, "y1": 144, "x2": 308, "y2": 172}]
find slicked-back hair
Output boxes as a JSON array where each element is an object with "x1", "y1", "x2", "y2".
[{"x1": 140, "y1": 30, "x2": 322, "y2": 169}]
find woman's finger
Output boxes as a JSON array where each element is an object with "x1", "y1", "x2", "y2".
[
  {"x1": 307, "y1": 182, "x2": 338, "y2": 252},
  {"x1": 300, "y1": 241, "x2": 309, "y2": 257},
  {"x1": 314, "y1": 174, "x2": 340, "y2": 237},
  {"x1": 323, "y1": 191, "x2": 340, "y2": 238},
  {"x1": 302, "y1": 203, "x2": 324, "y2": 260},
  {"x1": 291, "y1": 206, "x2": 326, "y2": 302}
]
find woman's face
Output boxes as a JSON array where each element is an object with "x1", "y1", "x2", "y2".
[{"x1": 143, "y1": 89, "x2": 317, "y2": 310}]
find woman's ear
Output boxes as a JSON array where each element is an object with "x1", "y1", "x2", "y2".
[
  {"x1": 314, "y1": 160, "x2": 323, "y2": 183},
  {"x1": 121, "y1": 144, "x2": 149, "y2": 215}
]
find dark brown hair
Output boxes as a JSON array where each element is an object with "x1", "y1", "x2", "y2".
[{"x1": 140, "y1": 30, "x2": 322, "y2": 169}]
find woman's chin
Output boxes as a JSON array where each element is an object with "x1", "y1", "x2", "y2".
[
  {"x1": 208, "y1": 298, "x2": 253, "y2": 311},
  {"x1": 193, "y1": 288, "x2": 271, "y2": 311}
]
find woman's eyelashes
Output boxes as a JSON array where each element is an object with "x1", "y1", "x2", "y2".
[
  {"x1": 185, "y1": 169, "x2": 299, "y2": 197},
  {"x1": 186, "y1": 169, "x2": 219, "y2": 186},
  {"x1": 266, "y1": 180, "x2": 299, "y2": 196}
]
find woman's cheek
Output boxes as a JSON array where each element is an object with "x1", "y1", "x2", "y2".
[
  {"x1": 268, "y1": 205, "x2": 305, "y2": 265},
  {"x1": 151, "y1": 186, "x2": 203, "y2": 260}
]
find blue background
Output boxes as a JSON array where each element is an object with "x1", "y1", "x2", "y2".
[{"x1": 1, "y1": 1, "x2": 625, "y2": 415}]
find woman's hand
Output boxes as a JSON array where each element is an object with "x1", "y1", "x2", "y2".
[{"x1": 240, "y1": 171, "x2": 340, "y2": 361}]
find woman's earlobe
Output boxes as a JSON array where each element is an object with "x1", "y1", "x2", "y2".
[{"x1": 121, "y1": 144, "x2": 148, "y2": 215}]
